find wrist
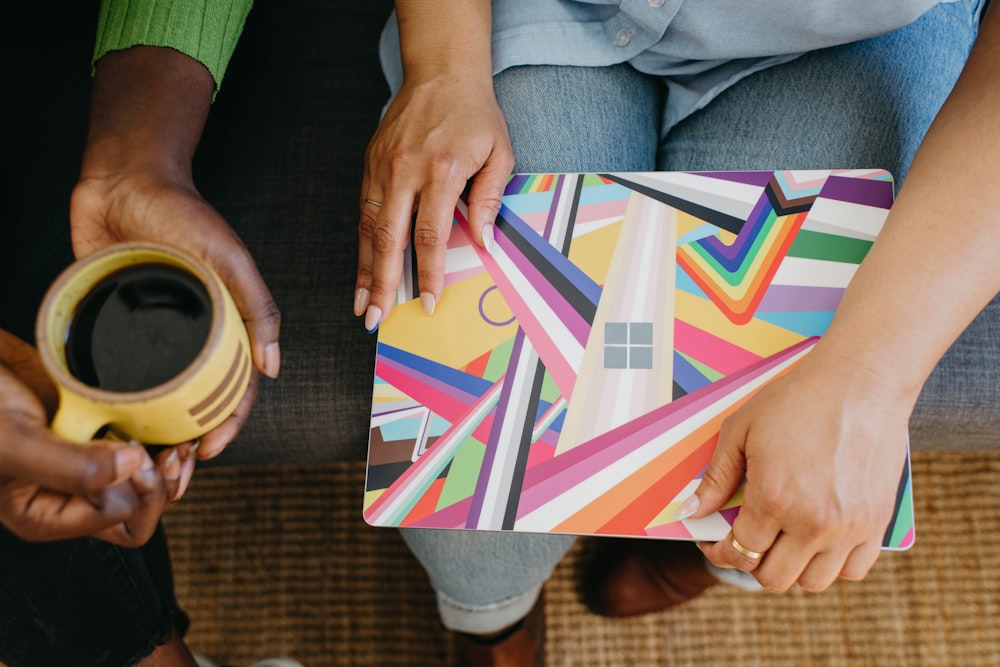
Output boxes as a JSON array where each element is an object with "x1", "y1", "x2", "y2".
[
  {"x1": 81, "y1": 46, "x2": 213, "y2": 184},
  {"x1": 396, "y1": 0, "x2": 493, "y2": 83},
  {"x1": 401, "y1": 48, "x2": 493, "y2": 86},
  {"x1": 802, "y1": 338, "x2": 924, "y2": 410}
]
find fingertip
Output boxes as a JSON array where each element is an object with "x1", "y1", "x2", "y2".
[
  {"x1": 481, "y1": 224, "x2": 495, "y2": 253},
  {"x1": 161, "y1": 448, "x2": 182, "y2": 482},
  {"x1": 262, "y1": 341, "x2": 281, "y2": 379},
  {"x1": 178, "y1": 439, "x2": 200, "y2": 462},
  {"x1": 173, "y1": 454, "x2": 197, "y2": 503},
  {"x1": 197, "y1": 423, "x2": 237, "y2": 460},
  {"x1": 196, "y1": 439, "x2": 225, "y2": 461},
  {"x1": 673, "y1": 493, "x2": 701, "y2": 520},
  {"x1": 114, "y1": 444, "x2": 149, "y2": 477},
  {"x1": 354, "y1": 287, "x2": 371, "y2": 316},
  {"x1": 420, "y1": 291, "x2": 436, "y2": 316},
  {"x1": 692, "y1": 443, "x2": 747, "y2": 518},
  {"x1": 364, "y1": 305, "x2": 383, "y2": 333},
  {"x1": 129, "y1": 456, "x2": 159, "y2": 491},
  {"x1": 232, "y1": 275, "x2": 281, "y2": 360}
]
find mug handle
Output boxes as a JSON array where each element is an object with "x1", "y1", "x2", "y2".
[{"x1": 50, "y1": 391, "x2": 110, "y2": 444}]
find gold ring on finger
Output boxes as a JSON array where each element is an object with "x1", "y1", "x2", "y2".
[{"x1": 729, "y1": 531, "x2": 766, "y2": 561}]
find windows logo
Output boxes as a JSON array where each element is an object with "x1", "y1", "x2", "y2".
[{"x1": 603, "y1": 321, "x2": 653, "y2": 370}]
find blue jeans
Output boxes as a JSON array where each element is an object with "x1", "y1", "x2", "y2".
[{"x1": 402, "y1": 0, "x2": 983, "y2": 634}]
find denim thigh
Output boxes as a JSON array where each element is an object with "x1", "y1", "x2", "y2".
[
  {"x1": 659, "y1": 0, "x2": 983, "y2": 181},
  {"x1": 399, "y1": 62, "x2": 665, "y2": 609},
  {"x1": 496, "y1": 62, "x2": 664, "y2": 173}
]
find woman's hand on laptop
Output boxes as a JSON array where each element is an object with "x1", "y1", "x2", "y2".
[
  {"x1": 679, "y1": 348, "x2": 912, "y2": 592},
  {"x1": 354, "y1": 0, "x2": 513, "y2": 333}
]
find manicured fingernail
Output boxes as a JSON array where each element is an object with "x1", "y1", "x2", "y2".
[
  {"x1": 173, "y1": 455, "x2": 197, "y2": 502},
  {"x1": 365, "y1": 305, "x2": 382, "y2": 333},
  {"x1": 354, "y1": 288, "x2": 370, "y2": 316},
  {"x1": 163, "y1": 449, "x2": 181, "y2": 481},
  {"x1": 482, "y1": 224, "x2": 495, "y2": 253},
  {"x1": 263, "y1": 342, "x2": 281, "y2": 379},
  {"x1": 674, "y1": 494, "x2": 700, "y2": 520},
  {"x1": 420, "y1": 292, "x2": 436, "y2": 316},
  {"x1": 177, "y1": 439, "x2": 200, "y2": 462}
]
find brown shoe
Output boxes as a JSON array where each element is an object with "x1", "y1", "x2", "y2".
[
  {"x1": 582, "y1": 539, "x2": 717, "y2": 618},
  {"x1": 456, "y1": 591, "x2": 545, "y2": 667}
]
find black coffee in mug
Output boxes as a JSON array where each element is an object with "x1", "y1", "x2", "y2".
[{"x1": 65, "y1": 263, "x2": 213, "y2": 392}]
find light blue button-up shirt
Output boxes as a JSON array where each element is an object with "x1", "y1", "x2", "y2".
[{"x1": 380, "y1": 0, "x2": 947, "y2": 134}]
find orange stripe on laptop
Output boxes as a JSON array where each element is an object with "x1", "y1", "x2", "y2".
[{"x1": 549, "y1": 416, "x2": 728, "y2": 535}]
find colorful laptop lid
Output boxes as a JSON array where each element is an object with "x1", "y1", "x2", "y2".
[{"x1": 363, "y1": 170, "x2": 915, "y2": 551}]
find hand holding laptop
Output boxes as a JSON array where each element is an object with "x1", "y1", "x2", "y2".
[{"x1": 688, "y1": 342, "x2": 912, "y2": 591}]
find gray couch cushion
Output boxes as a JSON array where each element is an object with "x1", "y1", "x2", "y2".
[{"x1": 912, "y1": 294, "x2": 1000, "y2": 451}]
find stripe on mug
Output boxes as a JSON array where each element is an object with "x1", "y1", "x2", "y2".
[
  {"x1": 195, "y1": 353, "x2": 251, "y2": 427},
  {"x1": 189, "y1": 344, "x2": 245, "y2": 419}
]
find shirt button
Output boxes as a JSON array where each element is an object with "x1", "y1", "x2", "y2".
[
  {"x1": 649, "y1": 0, "x2": 665, "y2": 6},
  {"x1": 614, "y1": 27, "x2": 633, "y2": 46}
]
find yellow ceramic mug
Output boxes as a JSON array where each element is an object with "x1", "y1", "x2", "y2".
[{"x1": 36, "y1": 242, "x2": 252, "y2": 444}]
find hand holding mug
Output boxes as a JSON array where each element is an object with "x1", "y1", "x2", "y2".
[
  {"x1": 73, "y1": 45, "x2": 280, "y2": 458},
  {"x1": 0, "y1": 329, "x2": 180, "y2": 546},
  {"x1": 36, "y1": 242, "x2": 255, "y2": 450}
]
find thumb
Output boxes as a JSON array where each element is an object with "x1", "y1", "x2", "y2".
[
  {"x1": 465, "y1": 149, "x2": 513, "y2": 249},
  {"x1": 208, "y1": 236, "x2": 282, "y2": 380},
  {"x1": 674, "y1": 422, "x2": 748, "y2": 521}
]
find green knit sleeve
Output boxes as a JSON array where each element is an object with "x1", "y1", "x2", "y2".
[{"x1": 93, "y1": 0, "x2": 254, "y2": 92}]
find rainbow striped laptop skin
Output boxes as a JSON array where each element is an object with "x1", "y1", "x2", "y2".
[{"x1": 364, "y1": 170, "x2": 915, "y2": 551}]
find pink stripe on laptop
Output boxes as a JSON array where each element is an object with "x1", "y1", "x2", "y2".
[
  {"x1": 406, "y1": 497, "x2": 474, "y2": 529},
  {"x1": 474, "y1": 243, "x2": 580, "y2": 399},
  {"x1": 375, "y1": 357, "x2": 498, "y2": 445},
  {"x1": 495, "y1": 231, "x2": 592, "y2": 347},
  {"x1": 516, "y1": 338, "x2": 816, "y2": 514},
  {"x1": 674, "y1": 320, "x2": 763, "y2": 375}
]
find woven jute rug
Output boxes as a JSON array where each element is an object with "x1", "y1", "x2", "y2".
[{"x1": 163, "y1": 452, "x2": 1000, "y2": 667}]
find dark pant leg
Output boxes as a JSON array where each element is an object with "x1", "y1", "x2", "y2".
[
  {"x1": 1, "y1": 3, "x2": 187, "y2": 665},
  {"x1": 0, "y1": 524, "x2": 188, "y2": 667}
]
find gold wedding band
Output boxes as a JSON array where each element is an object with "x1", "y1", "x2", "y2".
[
  {"x1": 729, "y1": 531, "x2": 766, "y2": 561},
  {"x1": 364, "y1": 198, "x2": 383, "y2": 207}
]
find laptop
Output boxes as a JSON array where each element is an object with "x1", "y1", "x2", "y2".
[{"x1": 363, "y1": 170, "x2": 914, "y2": 551}]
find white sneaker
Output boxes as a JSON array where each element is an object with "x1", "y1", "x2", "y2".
[
  {"x1": 194, "y1": 653, "x2": 305, "y2": 667},
  {"x1": 193, "y1": 654, "x2": 217, "y2": 667}
]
